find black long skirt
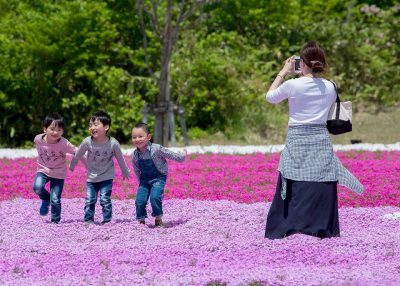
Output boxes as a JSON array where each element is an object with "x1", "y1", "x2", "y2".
[{"x1": 265, "y1": 173, "x2": 340, "y2": 239}]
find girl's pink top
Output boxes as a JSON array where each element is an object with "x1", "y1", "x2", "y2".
[{"x1": 34, "y1": 134, "x2": 77, "y2": 179}]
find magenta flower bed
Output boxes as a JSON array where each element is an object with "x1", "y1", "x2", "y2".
[
  {"x1": 1, "y1": 151, "x2": 399, "y2": 207},
  {"x1": 1, "y1": 199, "x2": 399, "y2": 286}
]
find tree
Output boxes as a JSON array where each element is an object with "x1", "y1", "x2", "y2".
[
  {"x1": 136, "y1": 0, "x2": 209, "y2": 146},
  {"x1": 0, "y1": 0, "x2": 147, "y2": 146}
]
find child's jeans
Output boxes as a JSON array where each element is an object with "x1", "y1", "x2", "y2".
[
  {"x1": 84, "y1": 179, "x2": 113, "y2": 223},
  {"x1": 135, "y1": 176, "x2": 166, "y2": 220},
  {"x1": 33, "y1": 172, "x2": 64, "y2": 223}
]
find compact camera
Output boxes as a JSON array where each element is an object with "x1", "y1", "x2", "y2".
[{"x1": 294, "y1": 56, "x2": 301, "y2": 73}]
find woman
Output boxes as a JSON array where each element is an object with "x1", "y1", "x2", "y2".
[{"x1": 264, "y1": 41, "x2": 364, "y2": 239}]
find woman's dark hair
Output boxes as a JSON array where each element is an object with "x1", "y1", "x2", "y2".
[
  {"x1": 90, "y1": 110, "x2": 111, "y2": 127},
  {"x1": 300, "y1": 41, "x2": 327, "y2": 73},
  {"x1": 43, "y1": 112, "x2": 65, "y2": 129},
  {"x1": 134, "y1": 122, "x2": 151, "y2": 135}
]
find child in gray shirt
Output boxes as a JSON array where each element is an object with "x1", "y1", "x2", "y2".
[{"x1": 70, "y1": 111, "x2": 130, "y2": 224}]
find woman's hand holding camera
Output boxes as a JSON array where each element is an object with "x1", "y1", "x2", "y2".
[
  {"x1": 268, "y1": 56, "x2": 296, "y2": 92},
  {"x1": 278, "y1": 56, "x2": 296, "y2": 78}
]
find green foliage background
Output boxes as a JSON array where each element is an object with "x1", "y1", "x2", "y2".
[{"x1": 0, "y1": 0, "x2": 399, "y2": 146}]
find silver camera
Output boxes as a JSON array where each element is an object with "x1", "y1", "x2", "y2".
[{"x1": 294, "y1": 56, "x2": 301, "y2": 73}]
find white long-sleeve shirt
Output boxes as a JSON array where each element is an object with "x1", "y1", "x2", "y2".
[{"x1": 266, "y1": 77, "x2": 336, "y2": 126}]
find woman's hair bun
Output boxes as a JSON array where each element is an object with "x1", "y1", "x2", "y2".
[
  {"x1": 300, "y1": 41, "x2": 327, "y2": 73},
  {"x1": 310, "y1": 61, "x2": 324, "y2": 73}
]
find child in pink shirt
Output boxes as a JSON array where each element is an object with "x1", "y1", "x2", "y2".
[{"x1": 33, "y1": 113, "x2": 79, "y2": 223}]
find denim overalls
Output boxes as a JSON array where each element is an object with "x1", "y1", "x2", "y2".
[{"x1": 135, "y1": 147, "x2": 166, "y2": 220}]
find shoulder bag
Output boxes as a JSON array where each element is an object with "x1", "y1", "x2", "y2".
[{"x1": 327, "y1": 81, "x2": 352, "y2": 135}]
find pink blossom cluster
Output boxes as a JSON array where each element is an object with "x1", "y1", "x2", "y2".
[
  {"x1": 0, "y1": 151, "x2": 398, "y2": 207},
  {"x1": 0, "y1": 199, "x2": 399, "y2": 285}
]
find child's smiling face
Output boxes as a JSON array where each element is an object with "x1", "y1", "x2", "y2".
[
  {"x1": 131, "y1": 127, "x2": 151, "y2": 151},
  {"x1": 43, "y1": 121, "x2": 64, "y2": 144},
  {"x1": 89, "y1": 118, "x2": 109, "y2": 142}
]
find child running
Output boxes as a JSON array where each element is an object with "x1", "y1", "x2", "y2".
[
  {"x1": 131, "y1": 123, "x2": 185, "y2": 227},
  {"x1": 33, "y1": 112, "x2": 80, "y2": 224},
  {"x1": 69, "y1": 111, "x2": 131, "y2": 224}
]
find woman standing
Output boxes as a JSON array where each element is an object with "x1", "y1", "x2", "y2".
[{"x1": 265, "y1": 41, "x2": 364, "y2": 239}]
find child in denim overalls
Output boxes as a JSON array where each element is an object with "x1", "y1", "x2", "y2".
[{"x1": 131, "y1": 123, "x2": 185, "y2": 226}]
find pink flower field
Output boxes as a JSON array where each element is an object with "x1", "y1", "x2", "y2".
[
  {"x1": 0, "y1": 150, "x2": 399, "y2": 285},
  {"x1": 1, "y1": 151, "x2": 399, "y2": 207}
]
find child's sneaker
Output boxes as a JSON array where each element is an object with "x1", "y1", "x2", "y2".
[
  {"x1": 39, "y1": 200, "x2": 50, "y2": 216},
  {"x1": 139, "y1": 220, "x2": 145, "y2": 225},
  {"x1": 155, "y1": 218, "x2": 164, "y2": 227}
]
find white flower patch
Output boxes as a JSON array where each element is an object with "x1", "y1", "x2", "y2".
[
  {"x1": 0, "y1": 148, "x2": 37, "y2": 158},
  {"x1": 1, "y1": 142, "x2": 400, "y2": 158},
  {"x1": 384, "y1": 212, "x2": 400, "y2": 220}
]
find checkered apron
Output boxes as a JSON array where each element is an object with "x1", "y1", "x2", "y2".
[{"x1": 278, "y1": 125, "x2": 364, "y2": 200}]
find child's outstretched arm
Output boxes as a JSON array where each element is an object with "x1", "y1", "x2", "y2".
[
  {"x1": 113, "y1": 142, "x2": 131, "y2": 179},
  {"x1": 69, "y1": 141, "x2": 89, "y2": 171},
  {"x1": 65, "y1": 140, "x2": 87, "y2": 168},
  {"x1": 159, "y1": 147, "x2": 185, "y2": 162}
]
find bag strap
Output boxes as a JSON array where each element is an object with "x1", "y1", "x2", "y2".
[{"x1": 329, "y1": 80, "x2": 341, "y2": 119}]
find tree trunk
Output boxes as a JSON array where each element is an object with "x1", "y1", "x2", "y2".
[
  {"x1": 155, "y1": 43, "x2": 172, "y2": 146},
  {"x1": 155, "y1": 0, "x2": 173, "y2": 146},
  {"x1": 140, "y1": 0, "x2": 204, "y2": 146}
]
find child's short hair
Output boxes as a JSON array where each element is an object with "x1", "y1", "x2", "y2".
[
  {"x1": 134, "y1": 123, "x2": 150, "y2": 134},
  {"x1": 43, "y1": 112, "x2": 65, "y2": 130},
  {"x1": 90, "y1": 111, "x2": 111, "y2": 127}
]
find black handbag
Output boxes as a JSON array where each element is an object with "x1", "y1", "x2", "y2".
[{"x1": 327, "y1": 81, "x2": 352, "y2": 135}]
